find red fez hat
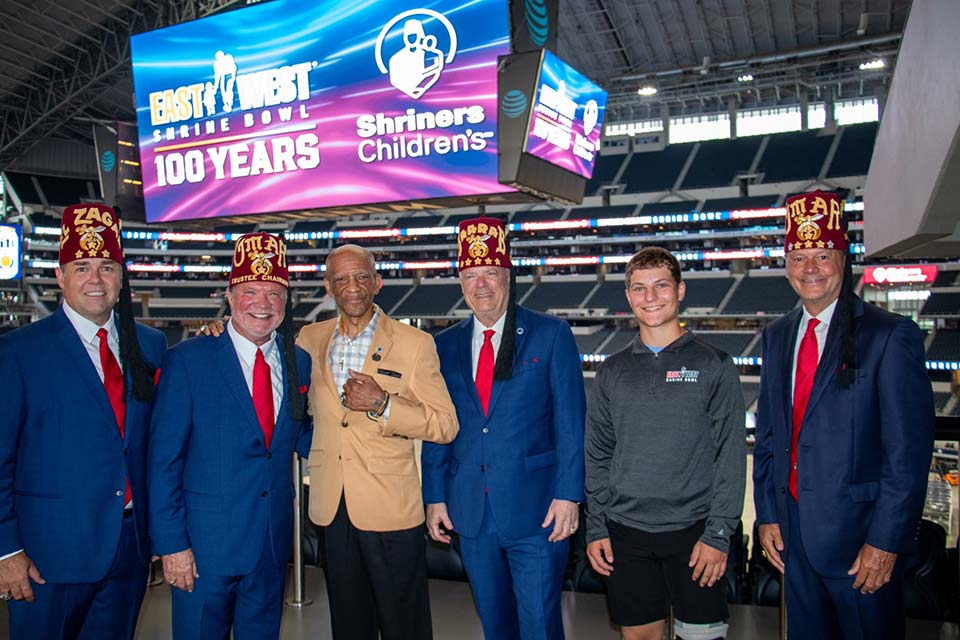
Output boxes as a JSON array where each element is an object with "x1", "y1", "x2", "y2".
[
  {"x1": 457, "y1": 216, "x2": 510, "y2": 271},
  {"x1": 229, "y1": 233, "x2": 289, "y2": 288},
  {"x1": 784, "y1": 190, "x2": 848, "y2": 253},
  {"x1": 59, "y1": 204, "x2": 124, "y2": 266}
]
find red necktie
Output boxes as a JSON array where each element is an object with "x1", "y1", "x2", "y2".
[
  {"x1": 789, "y1": 318, "x2": 820, "y2": 501},
  {"x1": 253, "y1": 348, "x2": 275, "y2": 449},
  {"x1": 97, "y1": 328, "x2": 130, "y2": 505},
  {"x1": 476, "y1": 329, "x2": 495, "y2": 414}
]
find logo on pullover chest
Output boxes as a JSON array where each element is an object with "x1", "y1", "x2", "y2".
[{"x1": 665, "y1": 366, "x2": 700, "y2": 383}]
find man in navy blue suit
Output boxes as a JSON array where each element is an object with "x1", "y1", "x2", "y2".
[
  {"x1": 753, "y1": 190, "x2": 935, "y2": 639},
  {"x1": 149, "y1": 232, "x2": 312, "y2": 639},
  {"x1": 0, "y1": 204, "x2": 166, "y2": 639},
  {"x1": 422, "y1": 216, "x2": 585, "y2": 640}
]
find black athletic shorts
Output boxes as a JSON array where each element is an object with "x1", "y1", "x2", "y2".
[{"x1": 604, "y1": 519, "x2": 728, "y2": 627}]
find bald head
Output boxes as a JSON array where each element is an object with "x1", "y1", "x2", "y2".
[{"x1": 326, "y1": 244, "x2": 376, "y2": 274}]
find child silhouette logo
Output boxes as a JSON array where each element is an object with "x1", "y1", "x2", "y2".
[{"x1": 375, "y1": 9, "x2": 458, "y2": 100}]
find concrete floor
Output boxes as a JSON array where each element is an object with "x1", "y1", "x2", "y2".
[{"x1": 0, "y1": 565, "x2": 956, "y2": 639}]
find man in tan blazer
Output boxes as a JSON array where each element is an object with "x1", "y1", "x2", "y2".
[{"x1": 297, "y1": 244, "x2": 458, "y2": 640}]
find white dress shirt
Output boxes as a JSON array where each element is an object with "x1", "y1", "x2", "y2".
[
  {"x1": 62, "y1": 301, "x2": 122, "y2": 381},
  {"x1": 227, "y1": 321, "x2": 283, "y2": 421},
  {"x1": 790, "y1": 298, "x2": 838, "y2": 398},
  {"x1": 471, "y1": 312, "x2": 507, "y2": 381}
]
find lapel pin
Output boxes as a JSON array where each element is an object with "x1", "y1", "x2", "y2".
[{"x1": 516, "y1": 328, "x2": 523, "y2": 335}]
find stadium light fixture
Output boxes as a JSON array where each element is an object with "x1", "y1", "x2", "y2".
[
  {"x1": 637, "y1": 85, "x2": 658, "y2": 97},
  {"x1": 737, "y1": 74, "x2": 754, "y2": 82},
  {"x1": 859, "y1": 59, "x2": 885, "y2": 71}
]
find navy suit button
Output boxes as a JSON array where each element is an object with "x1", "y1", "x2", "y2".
[
  {"x1": 266, "y1": 452, "x2": 272, "y2": 459},
  {"x1": 784, "y1": 448, "x2": 789, "y2": 454},
  {"x1": 480, "y1": 465, "x2": 485, "y2": 472},
  {"x1": 482, "y1": 427, "x2": 489, "y2": 434},
  {"x1": 779, "y1": 488, "x2": 786, "y2": 494},
  {"x1": 261, "y1": 491, "x2": 269, "y2": 498}
]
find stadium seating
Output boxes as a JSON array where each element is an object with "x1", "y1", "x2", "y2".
[
  {"x1": 697, "y1": 331, "x2": 754, "y2": 357},
  {"x1": 392, "y1": 281, "x2": 462, "y2": 317},
  {"x1": 931, "y1": 270, "x2": 959, "y2": 287},
  {"x1": 723, "y1": 275, "x2": 798, "y2": 315},
  {"x1": 622, "y1": 144, "x2": 694, "y2": 193},
  {"x1": 583, "y1": 280, "x2": 631, "y2": 315},
  {"x1": 372, "y1": 282, "x2": 414, "y2": 315},
  {"x1": 521, "y1": 280, "x2": 597, "y2": 313},
  {"x1": 827, "y1": 122, "x2": 879, "y2": 178},
  {"x1": 573, "y1": 204, "x2": 636, "y2": 220},
  {"x1": 701, "y1": 195, "x2": 780, "y2": 212},
  {"x1": 640, "y1": 199, "x2": 698, "y2": 215},
  {"x1": 394, "y1": 215, "x2": 444, "y2": 229},
  {"x1": 574, "y1": 327, "x2": 612, "y2": 355},
  {"x1": 584, "y1": 152, "x2": 626, "y2": 196},
  {"x1": 922, "y1": 293, "x2": 960, "y2": 317},
  {"x1": 680, "y1": 277, "x2": 735, "y2": 313},
  {"x1": 510, "y1": 209, "x2": 568, "y2": 224},
  {"x1": 682, "y1": 137, "x2": 763, "y2": 189},
  {"x1": 757, "y1": 129, "x2": 834, "y2": 183},
  {"x1": 927, "y1": 329, "x2": 960, "y2": 361}
]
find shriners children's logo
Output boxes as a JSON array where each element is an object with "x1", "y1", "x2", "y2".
[{"x1": 375, "y1": 9, "x2": 458, "y2": 100}]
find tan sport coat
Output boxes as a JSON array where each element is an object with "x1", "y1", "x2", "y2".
[{"x1": 297, "y1": 311, "x2": 458, "y2": 531}]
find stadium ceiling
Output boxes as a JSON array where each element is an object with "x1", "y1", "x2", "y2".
[{"x1": 0, "y1": 0, "x2": 910, "y2": 173}]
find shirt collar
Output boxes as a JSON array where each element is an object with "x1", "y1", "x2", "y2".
[
  {"x1": 227, "y1": 320, "x2": 277, "y2": 361},
  {"x1": 335, "y1": 306, "x2": 380, "y2": 341},
  {"x1": 61, "y1": 301, "x2": 115, "y2": 346},
  {"x1": 472, "y1": 312, "x2": 507, "y2": 342},
  {"x1": 801, "y1": 298, "x2": 838, "y2": 330}
]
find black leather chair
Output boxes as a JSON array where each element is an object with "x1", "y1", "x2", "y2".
[
  {"x1": 903, "y1": 519, "x2": 948, "y2": 620},
  {"x1": 748, "y1": 521, "x2": 781, "y2": 606}
]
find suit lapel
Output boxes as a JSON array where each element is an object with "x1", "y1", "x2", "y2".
[
  {"x1": 457, "y1": 318, "x2": 485, "y2": 416},
  {"x1": 780, "y1": 309, "x2": 802, "y2": 430},
  {"x1": 804, "y1": 297, "x2": 863, "y2": 418},
  {"x1": 213, "y1": 331, "x2": 264, "y2": 443},
  {"x1": 271, "y1": 336, "x2": 291, "y2": 445},
  {"x1": 485, "y1": 308, "x2": 530, "y2": 418},
  {"x1": 315, "y1": 323, "x2": 340, "y2": 403},
  {"x1": 52, "y1": 307, "x2": 117, "y2": 429},
  {"x1": 362, "y1": 314, "x2": 395, "y2": 377}
]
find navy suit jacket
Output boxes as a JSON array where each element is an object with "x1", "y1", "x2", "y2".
[
  {"x1": 0, "y1": 307, "x2": 166, "y2": 582},
  {"x1": 753, "y1": 296, "x2": 935, "y2": 577},
  {"x1": 148, "y1": 330, "x2": 312, "y2": 576},
  {"x1": 422, "y1": 306, "x2": 585, "y2": 539}
]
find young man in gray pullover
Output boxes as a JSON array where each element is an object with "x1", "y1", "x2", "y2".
[{"x1": 585, "y1": 247, "x2": 746, "y2": 640}]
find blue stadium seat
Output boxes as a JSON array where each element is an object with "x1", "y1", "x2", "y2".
[
  {"x1": 757, "y1": 130, "x2": 834, "y2": 183},
  {"x1": 827, "y1": 123, "x2": 878, "y2": 178},
  {"x1": 622, "y1": 144, "x2": 695, "y2": 193},
  {"x1": 683, "y1": 137, "x2": 762, "y2": 189},
  {"x1": 584, "y1": 153, "x2": 627, "y2": 196}
]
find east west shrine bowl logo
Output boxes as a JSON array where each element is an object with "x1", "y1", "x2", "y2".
[{"x1": 376, "y1": 9, "x2": 458, "y2": 99}]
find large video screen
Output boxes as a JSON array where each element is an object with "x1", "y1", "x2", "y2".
[
  {"x1": 0, "y1": 224, "x2": 22, "y2": 281},
  {"x1": 130, "y1": 0, "x2": 513, "y2": 223},
  {"x1": 524, "y1": 50, "x2": 606, "y2": 179}
]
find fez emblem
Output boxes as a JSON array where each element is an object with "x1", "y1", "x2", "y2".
[
  {"x1": 468, "y1": 235, "x2": 490, "y2": 260},
  {"x1": 78, "y1": 225, "x2": 106, "y2": 255},
  {"x1": 250, "y1": 251, "x2": 275, "y2": 276},
  {"x1": 795, "y1": 214, "x2": 824, "y2": 243}
]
